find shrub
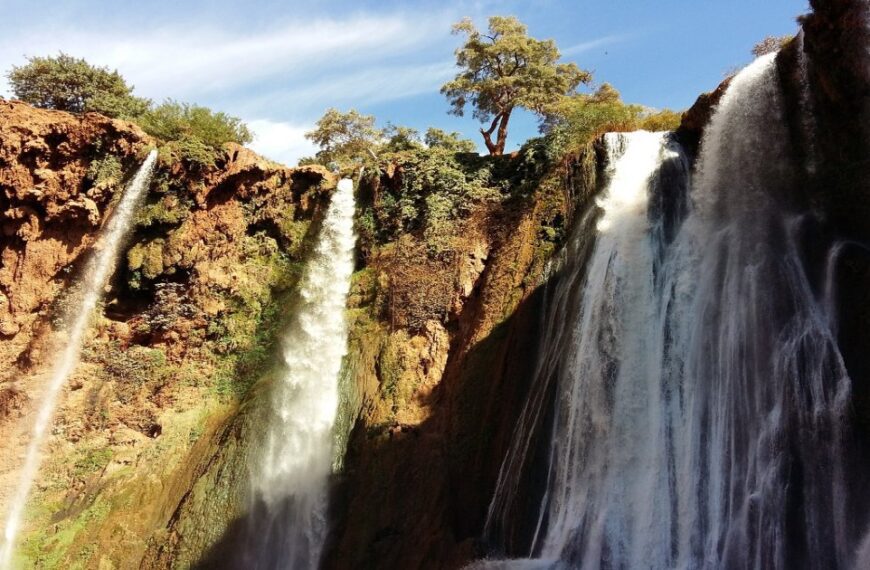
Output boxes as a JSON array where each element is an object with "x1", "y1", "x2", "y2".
[
  {"x1": 543, "y1": 83, "x2": 668, "y2": 154},
  {"x1": 7, "y1": 53, "x2": 149, "y2": 118},
  {"x1": 140, "y1": 100, "x2": 252, "y2": 148},
  {"x1": 304, "y1": 108, "x2": 382, "y2": 168},
  {"x1": 85, "y1": 155, "x2": 123, "y2": 188},
  {"x1": 424, "y1": 128, "x2": 477, "y2": 153},
  {"x1": 363, "y1": 145, "x2": 499, "y2": 255},
  {"x1": 638, "y1": 109, "x2": 682, "y2": 131}
]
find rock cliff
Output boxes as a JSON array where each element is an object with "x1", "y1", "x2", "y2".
[{"x1": 0, "y1": 99, "x2": 335, "y2": 568}]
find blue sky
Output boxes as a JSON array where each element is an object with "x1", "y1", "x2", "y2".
[{"x1": 1, "y1": 0, "x2": 809, "y2": 164}]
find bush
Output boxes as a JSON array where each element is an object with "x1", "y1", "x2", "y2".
[
  {"x1": 85, "y1": 155, "x2": 123, "y2": 188},
  {"x1": 7, "y1": 53, "x2": 149, "y2": 118},
  {"x1": 304, "y1": 108, "x2": 382, "y2": 168},
  {"x1": 545, "y1": 96, "x2": 641, "y2": 155},
  {"x1": 638, "y1": 109, "x2": 682, "y2": 131},
  {"x1": 424, "y1": 128, "x2": 477, "y2": 153},
  {"x1": 140, "y1": 100, "x2": 252, "y2": 148},
  {"x1": 362, "y1": 145, "x2": 499, "y2": 255}
]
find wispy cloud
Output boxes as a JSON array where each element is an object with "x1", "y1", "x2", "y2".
[
  {"x1": 234, "y1": 61, "x2": 456, "y2": 116},
  {"x1": 0, "y1": 14, "x2": 452, "y2": 101},
  {"x1": 562, "y1": 34, "x2": 631, "y2": 56},
  {"x1": 0, "y1": 10, "x2": 458, "y2": 166}
]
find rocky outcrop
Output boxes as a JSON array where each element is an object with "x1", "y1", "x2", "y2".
[
  {"x1": 0, "y1": 100, "x2": 150, "y2": 358},
  {"x1": 796, "y1": 0, "x2": 870, "y2": 444},
  {"x1": 322, "y1": 145, "x2": 601, "y2": 569},
  {"x1": 0, "y1": 100, "x2": 336, "y2": 568},
  {"x1": 675, "y1": 78, "x2": 730, "y2": 158}
]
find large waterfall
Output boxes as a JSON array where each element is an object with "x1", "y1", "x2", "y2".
[
  {"x1": 234, "y1": 177, "x2": 356, "y2": 569},
  {"x1": 483, "y1": 51, "x2": 866, "y2": 570},
  {"x1": 0, "y1": 150, "x2": 158, "y2": 569}
]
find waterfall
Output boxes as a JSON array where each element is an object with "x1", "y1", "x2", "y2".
[
  {"x1": 0, "y1": 150, "x2": 157, "y2": 569},
  {"x1": 482, "y1": 51, "x2": 865, "y2": 570},
  {"x1": 237, "y1": 177, "x2": 356, "y2": 569}
]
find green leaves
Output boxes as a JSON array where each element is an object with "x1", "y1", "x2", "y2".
[
  {"x1": 7, "y1": 53, "x2": 252, "y2": 160},
  {"x1": 7, "y1": 52, "x2": 150, "y2": 118},
  {"x1": 139, "y1": 100, "x2": 252, "y2": 148},
  {"x1": 441, "y1": 16, "x2": 592, "y2": 154},
  {"x1": 304, "y1": 108, "x2": 382, "y2": 168}
]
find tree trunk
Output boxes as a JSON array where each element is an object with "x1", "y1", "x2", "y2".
[
  {"x1": 494, "y1": 111, "x2": 511, "y2": 155},
  {"x1": 480, "y1": 109, "x2": 513, "y2": 156}
]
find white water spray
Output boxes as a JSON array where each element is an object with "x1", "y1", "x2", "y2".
[
  {"x1": 0, "y1": 150, "x2": 157, "y2": 568},
  {"x1": 243, "y1": 177, "x2": 356, "y2": 569},
  {"x1": 485, "y1": 52, "x2": 863, "y2": 569}
]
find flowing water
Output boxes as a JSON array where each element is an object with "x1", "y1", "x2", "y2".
[
  {"x1": 0, "y1": 150, "x2": 157, "y2": 569},
  {"x1": 483, "y1": 52, "x2": 866, "y2": 569},
  {"x1": 235, "y1": 177, "x2": 356, "y2": 569}
]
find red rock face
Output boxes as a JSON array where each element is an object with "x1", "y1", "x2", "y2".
[{"x1": 0, "y1": 101, "x2": 151, "y2": 354}]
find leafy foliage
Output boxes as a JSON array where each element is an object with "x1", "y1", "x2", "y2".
[
  {"x1": 6, "y1": 53, "x2": 150, "y2": 118},
  {"x1": 543, "y1": 84, "x2": 642, "y2": 154},
  {"x1": 424, "y1": 128, "x2": 478, "y2": 153},
  {"x1": 6, "y1": 54, "x2": 252, "y2": 164},
  {"x1": 638, "y1": 108, "x2": 682, "y2": 131},
  {"x1": 441, "y1": 16, "x2": 591, "y2": 155},
  {"x1": 303, "y1": 108, "x2": 382, "y2": 168},
  {"x1": 139, "y1": 100, "x2": 253, "y2": 147},
  {"x1": 85, "y1": 155, "x2": 123, "y2": 188},
  {"x1": 544, "y1": 84, "x2": 682, "y2": 154},
  {"x1": 383, "y1": 125, "x2": 423, "y2": 152},
  {"x1": 359, "y1": 145, "x2": 499, "y2": 255}
]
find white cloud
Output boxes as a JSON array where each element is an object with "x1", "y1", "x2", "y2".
[
  {"x1": 0, "y1": 14, "x2": 451, "y2": 101},
  {"x1": 0, "y1": 11, "x2": 458, "y2": 164},
  {"x1": 246, "y1": 119, "x2": 317, "y2": 166},
  {"x1": 234, "y1": 61, "x2": 456, "y2": 115}
]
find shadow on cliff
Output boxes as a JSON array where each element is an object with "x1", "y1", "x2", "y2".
[{"x1": 320, "y1": 284, "x2": 558, "y2": 570}]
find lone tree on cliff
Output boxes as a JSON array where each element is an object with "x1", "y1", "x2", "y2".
[
  {"x1": 304, "y1": 108, "x2": 383, "y2": 167},
  {"x1": 7, "y1": 53, "x2": 149, "y2": 118},
  {"x1": 441, "y1": 16, "x2": 591, "y2": 155}
]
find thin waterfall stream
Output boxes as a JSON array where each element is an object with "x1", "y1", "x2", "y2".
[
  {"x1": 0, "y1": 150, "x2": 158, "y2": 569},
  {"x1": 233, "y1": 177, "x2": 356, "y2": 569},
  {"x1": 481, "y1": 51, "x2": 867, "y2": 570}
]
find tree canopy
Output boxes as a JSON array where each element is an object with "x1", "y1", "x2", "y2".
[
  {"x1": 441, "y1": 16, "x2": 591, "y2": 155},
  {"x1": 5, "y1": 53, "x2": 253, "y2": 165},
  {"x1": 304, "y1": 108, "x2": 382, "y2": 168},
  {"x1": 303, "y1": 109, "x2": 480, "y2": 168},
  {"x1": 7, "y1": 53, "x2": 150, "y2": 118},
  {"x1": 139, "y1": 100, "x2": 253, "y2": 147}
]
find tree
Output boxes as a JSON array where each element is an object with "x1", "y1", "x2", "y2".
[
  {"x1": 542, "y1": 84, "x2": 643, "y2": 152},
  {"x1": 7, "y1": 53, "x2": 149, "y2": 118},
  {"x1": 752, "y1": 35, "x2": 792, "y2": 57},
  {"x1": 383, "y1": 124, "x2": 423, "y2": 152},
  {"x1": 441, "y1": 16, "x2": 591, "y2": 155},
  {"x1": 139, "y1": 100, "x2": 252, "y2": 147},
  {"x1": 304, "y1": 108, "x2": 383, "y2": 167},
  {"x1": 424, "y1": 128, "x2": 477, "y2": 153}
]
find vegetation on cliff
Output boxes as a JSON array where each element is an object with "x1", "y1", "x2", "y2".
[
  {"x1": 5, "y1": 53, "x2": 251, "y2": 166},
  {"x1": 441, "y1": 16, "x2": 591, "y2": 155}
]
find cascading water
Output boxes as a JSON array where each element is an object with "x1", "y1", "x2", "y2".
[
  {"x1": 233, "y1": 177, "x2": 356, "y2": 569},
  {"x1": 482, "y1": 51, "x2": 867, "y2": 570},
  {"x1": 0, "y1": 150, "x2": 157, "y2": 569}
]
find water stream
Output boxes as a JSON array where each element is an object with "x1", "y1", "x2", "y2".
[
  {"x1": 0, "y1": 150, "x2": 158, "y2": 569},
  {"x1": 482, "y1": 52, "x2": 865, "y2": 569},
  {"x1": 235, "y1": 177, "x2": 356, "y2": 569}
]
